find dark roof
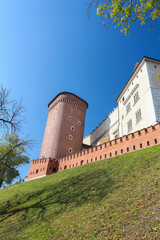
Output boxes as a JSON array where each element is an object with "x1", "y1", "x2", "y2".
[
  {"x1": 48, "y1": 92, "x2": 88, "y2": 108},
  {"x1": 116, "y1": 56, "x2": 160, "y2": 103}
]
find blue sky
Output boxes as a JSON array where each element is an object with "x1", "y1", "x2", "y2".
[{"x1": 0, "y1": 0, "x2": 160, "y2": 181}]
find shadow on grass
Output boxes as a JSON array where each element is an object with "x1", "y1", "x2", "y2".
[{"x1": 0, "y1": 168, "x2": 114, "y2": 226}]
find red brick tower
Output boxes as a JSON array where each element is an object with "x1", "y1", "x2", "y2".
[{"x1": 39, "y1": 92, "x2": 88, "y2": 159}]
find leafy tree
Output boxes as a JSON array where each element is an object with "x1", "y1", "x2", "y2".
[
  {"x1": 87, "y1": 0, "x2": 160, "y2": 34},
  {"x1": 0, "y1": 86, "x2": 32, "y2": 187},
  {"x1": 0, "y1": 133, "x2": 30, "y2": 188}
]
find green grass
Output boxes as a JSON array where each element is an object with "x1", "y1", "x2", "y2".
[{"x1": 0, "y1": 145, "x2": 160, "y2": 240}]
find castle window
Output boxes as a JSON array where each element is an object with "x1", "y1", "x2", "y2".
[
  {"x1": 133, "y1": 145, "x2": 135, "y2": 150},
  {"x1": 147, "y1": 141, "x2": 150, "y2": 146},
  {"x1": 122, "y1": 97, "x2": 125, "y2": 102},
  {"x1": 68, "y1": 116, "x2": 71, "y2": 120},
  {"x1": 140, "y1": 143, "x2": 142, "y2": 148},
  {"x1": 69, "y1": 135, "x2": 73, "y2": 140},
  {"x1": 64, "y1": 165, "x2": 67, "y2": 170},
  {"x1": 69, "y1": 148, "x2": 72, "y2": 153},
  {"x1": 126, "y1": 102, "x2": 131, "y2": 114},
  {"x1": 81, "y1": 160, "x2": 84, "y2": 165},
  {"x1": 77, "y1": 121, "x2": 81, "y2": 125},
  {"x1": 121, "y1": 149, "x2": 123, "y2": 154},
  {"x1": 155, "y1": 139, "x2": 158, "y2": 144},
  {"x1": 53, "y1": 168, "x2": 56, "y2": 172},
  {"x1": 136, "y1": 109, "x2": 142, "y2": 123},
  {"x1": 127, "y1": 119, "x2": 132, "y2": 133},
  {"x1": 36, "y1": 169, "x2": 38, "y2": 174},
  {"x1": 71, "y1": 126, "x2": 75, "y2": 131},
  {"x1": 133, "y1": 91, "x2": 139, "y2": 104}
]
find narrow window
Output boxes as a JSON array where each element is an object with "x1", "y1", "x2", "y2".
[
  {"x1": 133, "y1": 91, "x2": 139, "y2": 104},
  {"x1": 64, "y1": 165, "x2": 67, "y2": 170},
  {"x1": 71, "y1": 126, "x2": 75, "y2": 131},
  {"x1": 140, "y1": 143, "x2": 142, "y2": 148},
  {"x1": 115, "y1": 151, "x2": 117, "y2": 156},
  {"x1": 127, "y1": 147, "x2": 129, "y2": 152},
  {"x1": 68, "y1": 116, "x2": 71, "y2": 120},
  {"x1": 95, "y1": 157, "x2": 97, "y2": 161},
  {"x1": 133, "y1": 145, "x2": 135, "y2": 150},
  {"x1": 121, "y1": 149, "x2": 123, "y2": 154},
  {"x1": 155, "y1": 139, "x2": 158, "y2": 144},
  {"x1": 69, "y1": 148, "x2": 72, "y2": 153},
  {"x1": 91, "y1": 158, "x2": 93, "y2": 162},
  {"x1": 105, "y1": 154, "x2": 107, "y2": 158},
  {"x1": 127, "y1": 119, "x2": 132, "y2": 132},
  {"x1": 100, "y1": 155, "x2": 102, "y2": 159},
  {"x1": 126, "y1": 102, "x2": 131, "y2": 114},
  {"x1": 110, "y1": 153, "x2": 112, "y2": 157},
  {"x1": 81, "y1": 160, "x2": 84, "y2": 165},
  {"x1": 147, "y1": 141, "x2": 150, "y2": 146},
  {"x1": 69, "y1": 135, "x2": 73, "y2": 140},
  {"x1": 77, "y1": 121, "x2": 81, "y2": 125},
  {"x1": 136, "y1": 109, "x2": 142, "y2": 123}
]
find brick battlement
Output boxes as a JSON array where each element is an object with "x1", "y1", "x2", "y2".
[
  {"x1": 27, "y1": 123, "x2": 160, "y2": 180},
  {"x1": 57, "y1": 123, "x2": 160, "y2": 171}
]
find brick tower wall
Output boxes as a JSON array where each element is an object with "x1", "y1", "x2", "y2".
[{"x1": 39, "y1": 92, "x2": 88, "y2": 159}]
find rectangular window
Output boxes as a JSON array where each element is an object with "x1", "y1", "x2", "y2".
[
  {"x1": 136, "y1": 109, "x2": 142, "y2": 123},
  {"x1": 133, "y1": 91, "x2": 139, "y2": 104},
  {"x1": 126, "y1": 102, "x2": 131, "y2": 114},
  {"x1": 127, "y1": 119, "x2": 132, "y2": 132}
]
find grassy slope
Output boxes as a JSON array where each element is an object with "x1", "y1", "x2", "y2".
[{"x1": 0, "y1": 146, "x2": 160, "y2": 240}]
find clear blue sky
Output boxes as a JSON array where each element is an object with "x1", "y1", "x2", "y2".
[{"x1": 0, "y1": 0, "x2": 160, "y2": 181}]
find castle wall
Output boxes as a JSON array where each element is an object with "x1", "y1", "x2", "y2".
[
  {"x1": 117, "y1": 61, "x2": 156, "y2": 137},
  {"x1": 83, "y1": 107, "x2": 118, "y2": 146},
  {"x1": 57, "y1": 123, "x2": 160, "y2": 171},
  {"x1": 27, "y1": 158, "x2": 57, "y2": 181}
]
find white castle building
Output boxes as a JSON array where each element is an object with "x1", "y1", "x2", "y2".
[{"x1": 83, "y1": 56, "x2": 160, "y2": 146}]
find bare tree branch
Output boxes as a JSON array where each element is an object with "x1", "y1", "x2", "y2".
[{"x1": 0, "y1": 86, "x2": 25, "y2": 133}]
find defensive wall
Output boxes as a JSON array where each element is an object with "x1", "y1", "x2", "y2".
[
  {"x1": 57, "y1": 123, "x2": 160, "y2": 171},
  {"x1": 27, "y1": 123, "x2": 160, "y2": 180},
  {"x1": 27, "y1": 158, "x2": 57, "y2": 180}
]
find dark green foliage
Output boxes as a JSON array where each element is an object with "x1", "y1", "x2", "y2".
[{"x1": 0, "y1": 133, "x2": 30, "y2": 188}]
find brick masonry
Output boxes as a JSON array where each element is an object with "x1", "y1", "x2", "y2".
[{"x1": 27, "y1": 123, "x2": 160, "y2": 180}]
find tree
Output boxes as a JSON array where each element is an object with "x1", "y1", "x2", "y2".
[
  {"x1": 0, "y1": 133, "x2": 30, "y2": 188},
  {"x1": 87, "y1": 0, "x2": 160, "y2": 34},
  {"x1": 0, "y1": 85, "x2": 24, "y2": 133},
  {"x1": 0, "y1": 86, "x2": 31, "y2": 187}
]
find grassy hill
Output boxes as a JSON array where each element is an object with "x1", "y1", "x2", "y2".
[{"x1": 0, "y1": 145, "x2": 160, "y2": 240}]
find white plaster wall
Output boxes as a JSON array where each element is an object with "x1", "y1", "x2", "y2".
[
  {"x1": 83, "y1": 108, "x2": 118, "y2": 146},
  {"x1": 118, "y1": 61, "x2": 156, "y2": 137},
  {"x1": 147, "y1": 60, "x2": 160, "y2": 123}
]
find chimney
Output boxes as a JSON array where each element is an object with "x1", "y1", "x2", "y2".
[{"x1": 134, "y1": 62, "x2": 139, "y2": 72}]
